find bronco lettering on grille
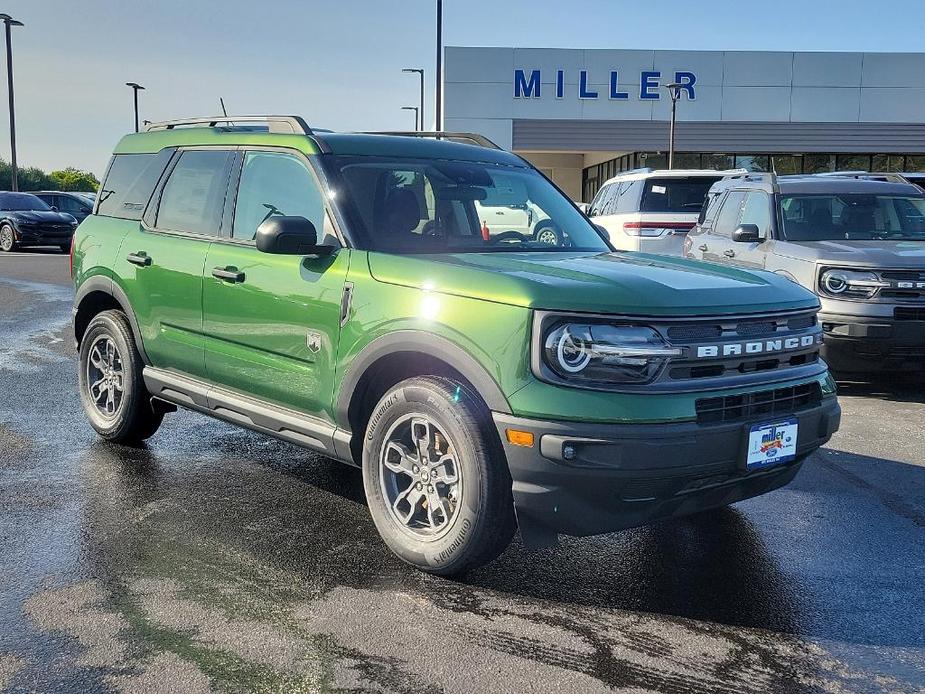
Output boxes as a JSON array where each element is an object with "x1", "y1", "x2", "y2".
[{"x1": 695, "y1": 334, "x2": 819, "y2": 359}]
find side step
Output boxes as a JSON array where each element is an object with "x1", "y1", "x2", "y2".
[{"x1": 143, "y1": 367, "x2": 354, "y2": 464}]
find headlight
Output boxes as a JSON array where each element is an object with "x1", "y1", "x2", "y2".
[
  {"x1": 542, "y1": 322, "x2": 680, "y2": 385},
  {"x1": 819, "y1": 268, "x2": 889, "y2": 299}
]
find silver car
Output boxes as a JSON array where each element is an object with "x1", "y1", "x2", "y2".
[{"x1": 686, "y1": 173, "x2": 925, "y2": 374}]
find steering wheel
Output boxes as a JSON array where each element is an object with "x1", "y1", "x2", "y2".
[{"x1": 490, "y1": 230, "x2": 532, "y2": 245}]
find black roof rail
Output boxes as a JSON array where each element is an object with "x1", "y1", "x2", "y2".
[{"x1": 362, "y1": 131, "x2": 503, "y2": 150}]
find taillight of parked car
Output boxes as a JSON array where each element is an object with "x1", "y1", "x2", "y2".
[{"x1": 623, "y1": 221, "x2": 696, "y2": 237}]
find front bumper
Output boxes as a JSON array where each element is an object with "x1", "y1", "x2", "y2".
[
  {"x1": 15, "y1": 226, "x2": 75, "y2": 246},
  {"x1": 494, "y1": 396, "x2": 840, "y2": 546},
  {"x1": 820, "y1": 312, "x2": 925, "y2": 372}
]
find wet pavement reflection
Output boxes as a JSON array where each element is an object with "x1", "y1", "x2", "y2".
[{"x1": 1, "y1": 266, "x2": 923, "y2": 692}]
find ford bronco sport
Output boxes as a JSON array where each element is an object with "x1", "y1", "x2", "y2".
[
  {"x1": 687, "y1": 172, "x2": 925, "y2": 374},
  {"x1": 72, "y1": 116, "x2": 840, "y2": 574}
]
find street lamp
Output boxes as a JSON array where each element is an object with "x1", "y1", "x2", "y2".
[
  {"x1": 664, "y1": 82, "x2": 682, "y2": 169},
  {"x1": 0, "y1": 14, "x2": 23, "y2": 192},
  {"x1": 125, "y1": 82, "x2": 145, "y2": 133},
  {"x1": 401, "y1": 106, "x2": 419, "y2": 131},
  {"x1": 402, "y1": 68, "x2": 425, "y2": 130},
  {"x1": 435, "y1": 0, "x2": 443, "y2": 131}
]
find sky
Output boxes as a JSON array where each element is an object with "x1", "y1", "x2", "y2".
[{"x1": 5, "y1": 0, "x2": 925, "y2": 176}]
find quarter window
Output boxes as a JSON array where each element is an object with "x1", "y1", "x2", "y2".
[
  {"x1": 232, "y1": 151, "x2": 325, "y2": 240},
  {"x1": 97, "y1": 150, "x2": 173, "y2": 220},
  {"x1": 156, "y1": 150, "x2": 233, "y2": 235}
]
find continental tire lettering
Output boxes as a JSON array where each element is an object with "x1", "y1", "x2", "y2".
[
  {"x1": 435, "y1": 518, "x2": 472, "y2": 564},
  {"x1": 367, "y1": 392, "x2": 399, "y2": 441}
]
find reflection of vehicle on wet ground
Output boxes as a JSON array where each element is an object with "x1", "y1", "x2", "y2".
[
  {"x1": 588, "y1": 168, "x2": 743, "y2": 256},
  {"x1": 72, "y1": 115, "x2": 838, "y2": 576},
  {"x1": 687, "y1": 172, "x2": 925, "y2": 375},
  {"x1": 0, "y1": 192, "x2": 79, "y2": 253}
]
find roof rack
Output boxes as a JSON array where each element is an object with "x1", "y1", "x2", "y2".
[
  {"x1": 813, "y1": 171, "x2": 911, "y2": 183},
  {"x1": 144, "y1": 115, "x2": 314, "y2": 136},
  {"x1": 363, "y1": 131, "x2": 503, "y2": 150}
]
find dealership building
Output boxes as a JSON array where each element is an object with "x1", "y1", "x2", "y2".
[{"x1": 443, "y1": 47, "x2": 925, "y2": 202}]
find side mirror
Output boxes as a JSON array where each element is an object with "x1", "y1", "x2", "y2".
[
  {"x1": 733, "y1": 224, "x2": 762, "y2": 243},
  {"x1": 255, "y1": 216, "x2": 333, "y2": 256}
]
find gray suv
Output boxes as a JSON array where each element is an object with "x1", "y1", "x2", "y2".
[{"x1": 686, "y1": 173, "x2": 925, "y2": 374}]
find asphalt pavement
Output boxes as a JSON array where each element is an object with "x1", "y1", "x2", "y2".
[{"x1": 0, "y1": 251, "x2": 923, "y2": 693}]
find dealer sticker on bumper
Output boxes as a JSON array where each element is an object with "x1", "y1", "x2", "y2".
[{"x1": 746, "y1": 418, "x2": 798, "y2": 470}]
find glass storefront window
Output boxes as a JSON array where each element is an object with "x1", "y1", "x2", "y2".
[
  {"x1": 703, "y1": 154, "x2": 734, "y2": 170},
  {"x1": 906, "y1": 156, "x2": 925, "y2": 173},
  {"x1": 673, "y1": 152, "x2": 702, "y2": 169},
  {"x1": 771, "y1": 155, "x2": 802, "y2": 175},
  {"x1": 872, "y1": 154, "x2": 906, "y2": 172},
  {"x1": 735, "y1": 155, "x2": 770, "y2": 172},
  {"x1": 804, "y1": 154, "x2": 836, "y2": 174},
  {"x1": 836, "y1": 154, "x2": 871, "y2": 171}
]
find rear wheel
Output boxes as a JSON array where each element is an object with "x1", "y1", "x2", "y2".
[
  {"x1": 78, "y1": 310, "x2": 164, "y2": 443},
  {"x1": 362, "y1": 376, "x2": 516, "y2": 575},
  {"x1": 0, "y1": 224, "x2": 16, "y2": 252}
]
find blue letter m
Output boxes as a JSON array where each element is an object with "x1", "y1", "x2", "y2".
[{"x1": 514, "y1": 69, "x2": 541, "y2": 98}]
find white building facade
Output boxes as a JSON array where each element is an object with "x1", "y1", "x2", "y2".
[{"x1": 444, "y1": 47, "x2": 925, "y2": 201}]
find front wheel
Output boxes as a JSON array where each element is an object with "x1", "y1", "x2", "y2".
[
  {"x1": 0, "y1": 224, "x2": 16, "y2": 252},
  {"x1": 362, "y1": 376, "x2": 516, "y2": 575},
  {"x1": 78, "y1": 309, "x2": 164, "y2": 443}
]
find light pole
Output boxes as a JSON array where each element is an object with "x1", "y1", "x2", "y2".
[
  {"x1": 401, "y1": 106, "x2": 419, "y2": 131},
  {"x1": 664, "y1": 82, "x2": 682, "y2": 169},
  {"x1": 402, "y1": 68, "x2": 425, "y2": 130},
  {"x1": 0, "y1": 14, "x2": 23, "y2": 192},
  {"x1": 435, "y1": 0, "x2": 443, "y2": 131},
  {"x1": 125, "y1": 82, "x2": 145, "y2": 133}
]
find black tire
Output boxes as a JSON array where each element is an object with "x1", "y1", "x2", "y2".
[
  {"x1": 0, "y1": 224, "x2": 16, "y2": 252},
  {"x1": 362, "y1": 376, "x2": 516, "y2": 575},
  {"x1": 533, "y1": 221, "x2": 563, "y2": 245},
  {"x1": 78, "y1": 309, "x2": 164, "y2": 443}
]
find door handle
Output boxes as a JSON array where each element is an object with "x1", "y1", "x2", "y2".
[
  {"x1": 212, "y1": 266, "x2": 245, "y2": 283},
  {"x1": 698, "y1": 244, "x2": 708, "y2": 252},
  {"x1": 126, "y1": 252, "x2": 151, "y2": 267},
  {"x1": 723, "y1": 249, "x2": 736, "y2": 258}
]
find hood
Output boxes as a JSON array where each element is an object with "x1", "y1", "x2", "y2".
[
  {"x1": 779, "y1": 239, "x2": 925, "y2": 267},
  {"x1": 367, "y1": 251, "x2": 819, "y2": 316},
  {"x1": 9, "y1": 210, "x2": 76, "y2": 224}
]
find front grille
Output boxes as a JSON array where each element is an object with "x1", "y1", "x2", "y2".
[
  {"x1": 895, "y1": 306, "x2": 925, "y2": 321},
  {"x1": 695, "y1": 382, "x2": 822, "y2": 424},
  {"x1": 661, "y1": 310, "x2": 822, "y2": 383}
]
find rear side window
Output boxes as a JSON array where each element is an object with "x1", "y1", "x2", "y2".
[
  {"x1": 156, "y1": 150, "x2": 234, "y2": 235},
  {"x1": 640, "y1": 177, "x2": 720, "y2": 214},
  {"x1": 97, "y1": 151, "x2": 173, "y2": 220}
]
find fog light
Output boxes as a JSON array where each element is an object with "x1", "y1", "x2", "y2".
[{"x1": 562, "y1": 444, "x2": 576, "y2": 461}]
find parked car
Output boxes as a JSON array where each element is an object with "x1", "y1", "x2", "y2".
[
  {"x1": 72, "y1": 116, "x2": 839, "y2": 574},
  {"x1": 0, "y1": 191, "x2": 79, "y2": 253},
  {"x1": 588, "y1": 168, "x2": 743, "y2": 255},
  {"x1": 33, "y1": 191, "x2": 94, "y2": 223},
  {"x1": 686, "y1": 172, "x2": 925, "y2": 374}
]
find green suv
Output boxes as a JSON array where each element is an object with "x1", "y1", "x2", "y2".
[{"x1": 72, "y1": 116, "x2": 841, "y2": 574}]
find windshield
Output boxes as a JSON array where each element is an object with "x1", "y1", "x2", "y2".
[
  {"x1": 640, "y1": 177, "x2": 720, "y2": 214},
  {"x1": 779, "y1": 193, "x2": 925, "y2": 241},
  {"x1": 0, "y1": 193, "x2": 51, "y2": 212},
  {"x1": 323, "y1": 155, "x2": 610, "y2": 253}
]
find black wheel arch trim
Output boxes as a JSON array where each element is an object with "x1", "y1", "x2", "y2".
[
  {"x1": 73, "y1": 276, "x2": 150, "y2": 365},
  {"x1": 335, "y1": 330, "x2": 513, "y2": 430}
]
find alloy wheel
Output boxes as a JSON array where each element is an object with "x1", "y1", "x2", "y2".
[
  {"x1": 0, "y1": 227, "x2": 13, "y2": 252},
  {"x1": 378, "y1": 414, "x2": 462, "y2": 540},
  {"x1": 535, "y1": 227, "x2": 559, "y2": 245},
  {"x1": 85, "y1": 335, "x2": 125, "y2": 418}
]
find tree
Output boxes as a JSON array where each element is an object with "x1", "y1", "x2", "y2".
[
  {"x1": 49, "y1": 167, "x2": 100, "y2": 192},
  {"x1": 0, "y1": 159, "x2": 99, "y2": 192}
]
